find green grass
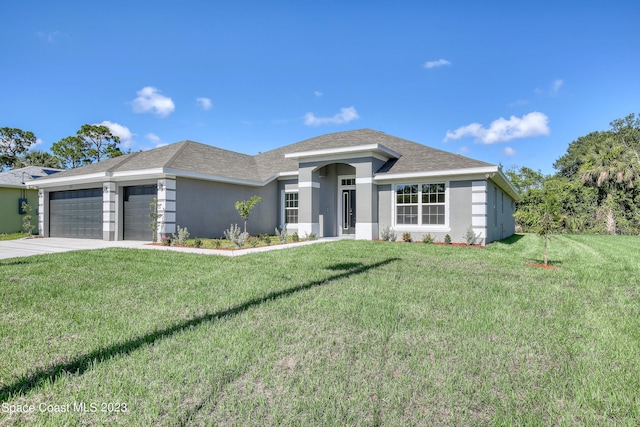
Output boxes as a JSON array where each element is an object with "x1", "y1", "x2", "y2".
[
  {"x1": 0, "y1": 232, "x2": 31, "y2": 241},
  {"x1": 0, "y1": 234, "x2": 638, "y2": 425}
]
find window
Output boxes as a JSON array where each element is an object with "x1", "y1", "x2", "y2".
[
  {"x1": 421, "y1": 183, "x2": 445, "y2": 225},
  {"x1": 341, "y1": 178, "x2": 355, "y2": 186},
  {"x1": 396, "y1": 183, "x2": 445, "y2": 226},
  {"x1": 284, "y1": 192, "x2": 298, "y2": 224},
  {"x1": 396, "y1": 184, "x2": 418, "y2": 224}
]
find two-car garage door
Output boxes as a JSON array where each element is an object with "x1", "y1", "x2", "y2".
[
  {"x1": 49, "y1": 185, "x2": 157, "y2": 240},
  {"x1": 49, "y1": 189, "x2": 103, "y2": 239}
]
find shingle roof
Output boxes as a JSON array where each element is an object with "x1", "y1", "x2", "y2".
[
  {"x1": 34, "y1": 129, "x2": 494, "y2": 183},
  {"x1": 0, "y1": 166, "x2": 64, "y2": 186},
  {"x1": 256, "y1": 129, "x2": 493, "y2": 178}
]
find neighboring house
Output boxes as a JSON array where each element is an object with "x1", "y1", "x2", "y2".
[
  {"x1": 0, "y1": 166, "x2": 64, "y2": 234},
  {"x1": 30, "y1": 129, "x2": 519, "y2": 244}
]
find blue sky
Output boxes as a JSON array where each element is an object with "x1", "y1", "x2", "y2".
[{"x1": 2, "y1": 0, "x2": 639, "y2": 174}]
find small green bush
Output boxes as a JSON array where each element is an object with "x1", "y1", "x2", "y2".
[
  {"x1": 444, "y1": 234, "x2": 452, "y2": 245},
  {"x1": 402, "y1": 232, "x2": 412, "y2": 242},
  {"x1": 172, "y1": 225, "x2": 190, "y2": 246},
  {"x1": 292, "y1": 232, "x2": 299, "y2": 242},
  {"x1": 463, "y1": 225, "x2": 480, "y2": 246},
  {"x1": 306, "y1": 232, "x2": 317, "y2": 241},
  {"x1": 248, "y1": 236, "x2": 260, "y2": 247},
  {"x1": 422, "y1": 233, "x2": 434, "y2": 244},
  {"x1": 275, "y1": 226, "x2": 287, "y2": 244},
  {"x1": 380, "y1": 226, "x2": 396, "y2": 242},
  {"x1": 224, "y1": 224, "x2": 249, "y2": 248}
]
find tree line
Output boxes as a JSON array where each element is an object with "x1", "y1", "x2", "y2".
[
  {"x1": 0, "y1": 124, "x2": 123, "y2": 171},
  {"x1": 506, "y1": 113, "x2": 640, "y2": 235}
]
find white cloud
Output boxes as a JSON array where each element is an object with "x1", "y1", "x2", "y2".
[
  {"x1": 303, "y1": 106, "x2": 360, "y2": 126},
  {"x1": 37, "y1": 30, "x2": 60, "y2": 43},
  {"x1": 32, "y1": 138, "x2": 44, "y2": 147},
  {"x1": 100, "y1": 121, "x2": 135, "y2": 147},
  {"x1": 535, "y1": 79, "x2": 564, "y2": 96},
  {"x1": 196, "y1": 97, "x2": 212, "y2": 110},
  {"x1": 504, "y1": 147, "x2": 517, "y2": 156},
  {"x1": 444, "y1": 112, "x2": 550, "y2": 144},
  {"x1": 131, "y1": 86, "x2": 175, "y2": 117},
  {"x1": 508, "y1": 99, "x2": 529, "y2": 107},
  {"x1": 424, "y1": 58, "x2": 452, "y2": 69},
  {"x1": 458, "y1": 146, "x2": 470, "y2": 155},
  {"x1": 145, "y1": 133, "x2": 161, "y2": 143},
  {"x1": 314, "y1": 91, "x2": 323, "y2": 97},
  {"x1": 145, "y1": 133, "x2": 167, "y2": 148}
]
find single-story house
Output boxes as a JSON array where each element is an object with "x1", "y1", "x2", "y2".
[
  {"x1": 0, "y1": 166, "x2": 63, "y2": 234},
  {"x1": 30, "y1": 129, "x2": 518, "y2": 244}
]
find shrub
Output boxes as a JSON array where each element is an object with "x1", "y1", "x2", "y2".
[
  {"x1": 172, "y1": 225, "x2": 190, "y2": 246},
  {"x1": 161, "y1": 236, "x2": 172, "y2": 246},
  {"x1": 275, "y1": 226, "x2": 287, "y2": 244},
  {"x1": 402, "y1": 232, "x2": 412, "y2": 242},
  {"x1": 444, "y1": 234, "x2": 452, "y2": 245},
  {"x1": 380, "y1": 225, "x2": 396, "y2": 242},
  {"x1": 247, "y1": 236, "x2": 260, "y2": 247},
  {"x1": 214, "y1": 239, "x2": 221, "y2": 249},
  {"x1": 422, "y1": 233, "x2": 434, "y2": 244},
  {"x1": 306, "y1": 232, "x2": 317, "y2": 241},
  {"x1": 291, "y1": 232, "x2": 299, "y2": 242},
  {"x1": 463, "y1": 225, "x2": 480, "y2": 246},
  {"x1": 223, "y1": 224, "x2": 249, "y2": 248},
  {"x1": 21, "y1": 202, "x2": 35, "y2": 235},
  {"x1": 192, "y1": 238, "x2": 202, "y2": 248},
  {"x1": 259, "y1": 233, "x2": 271, "y2": 245},
  {"x1": 149, "y1": 197, "x2": 162, "y2": 243}
]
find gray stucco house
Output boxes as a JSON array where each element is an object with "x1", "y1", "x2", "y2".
[{"x1": 30, "y1": 129, "x2": 518, "y2": 244}]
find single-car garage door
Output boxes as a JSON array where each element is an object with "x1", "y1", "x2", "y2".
[
  {"x1": 124, "y1": 185, "x2": 157, "y2": 241},
  {"x1": 49, "y1": 189, "x2": 103, "y2": 239}
]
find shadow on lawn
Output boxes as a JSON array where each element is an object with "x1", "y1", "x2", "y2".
[
  {"x1": 497, "y1": 234, "x2": 525, "y2": 245},
  {"x1": 0, "y1": 257, "x2": 399, "y2": 402}
]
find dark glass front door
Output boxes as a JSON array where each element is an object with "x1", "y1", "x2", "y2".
[{"x1": 342, "y1": 189, "x2": 356, "y2": 234}]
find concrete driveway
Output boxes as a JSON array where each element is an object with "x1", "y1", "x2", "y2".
[
  {"x1": 0, "y1": 237, "x2": 336, "y2": 260},
  {"x1": 0, "y1": 238, "x2": 148, "y2": 260}
]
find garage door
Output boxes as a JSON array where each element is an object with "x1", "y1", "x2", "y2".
[
  {"x1": 124, "y1": 185, "x2": 157, "y2": 241},
  {"x1": 49, "y1": 189, "x2": 103, "y2": 239}
]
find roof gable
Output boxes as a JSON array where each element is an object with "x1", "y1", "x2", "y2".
[{"x1": 30, "y1": 129, "x2": 497, "y2": 185}]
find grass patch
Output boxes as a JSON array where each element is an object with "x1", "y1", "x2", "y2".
[
  {"x1": 0, "y1": 234, "x2": 638, "y2": 425},
  {"x1": 0, "y1": 233, "x2": 31, "y2": 241}
]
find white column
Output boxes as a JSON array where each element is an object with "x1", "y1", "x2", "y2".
[
  {"x1": 103, "y1": 182, "x2": 117, "y2": 241},
  {"x1": 38, "y1": 189, "x2": 46, "y2": 237},
  {"x1": 471, "y1": 181, "x2": 487, "y2": 245},
  {"x1": 157, "y1": 178, "x2": 176, "y2": 237}
]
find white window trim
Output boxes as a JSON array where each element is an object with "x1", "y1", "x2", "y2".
[
  {"x1": 337, "y1": 175, "x2": 356, "y2": 237},
  {"x1": 280, "y1": 189, "x2": 299, "y2": 227},
  {"x1": 392, "y1": 180, "x2": 451, "y2": 232}
]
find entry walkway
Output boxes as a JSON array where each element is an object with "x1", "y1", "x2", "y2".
[{"x1": 0, "y1": 237, "x2": 340, "y2": 260}]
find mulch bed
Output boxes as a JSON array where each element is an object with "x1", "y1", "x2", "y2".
[{"x1": 525, "y1": 262, "x2": 559, "y2": 270}]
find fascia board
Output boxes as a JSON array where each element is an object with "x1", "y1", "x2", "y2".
[
  {"x1": 24, "y1": 172, "x2": 111, "y2": 188},
  {"x1": 164, "y1": 168, "x2": 265, "y2": 187},
  {"x1": 285, "y1": 143, "x2": 400, "y2": 160},
  {"x1": 374, "y1": 166, "x2": 499, "y2": 182}
]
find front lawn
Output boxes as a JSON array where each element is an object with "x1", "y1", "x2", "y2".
[
  {"x1": 0, "y1": 232, "x2": 31, "y2": 241},
  {"x1": 0, "y1": 234, "x2": 638, "y2": 425}
]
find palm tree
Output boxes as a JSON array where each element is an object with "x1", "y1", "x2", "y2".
[{"x1": 579, "y1": 134, "x2": 640, "y2": 234}]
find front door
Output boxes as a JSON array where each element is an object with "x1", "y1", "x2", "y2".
[{"x1": 342, "y1": 189, "x2": 356, "y2": 234}]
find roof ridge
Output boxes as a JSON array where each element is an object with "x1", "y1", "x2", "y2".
[
  {"x1": 163, "y1": 140, "x2": 191, "y2": 168},
  {"x1": 105, "y1": 151, "x2": 142, "y2": 173}
]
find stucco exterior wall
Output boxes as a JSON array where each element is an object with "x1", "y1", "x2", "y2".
[
  {"x1": 175, "y1": 177, "x2": 278, "y2": 238},
  {"x1": 0, "y1": 188, "x2": 38, "y2": 234},
  {"x1": 378, "y1": 179, "x2": 491, "y2": 244},
  {"x1": 485, "y1": 181, "x2": 516, "y2": 243}
]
